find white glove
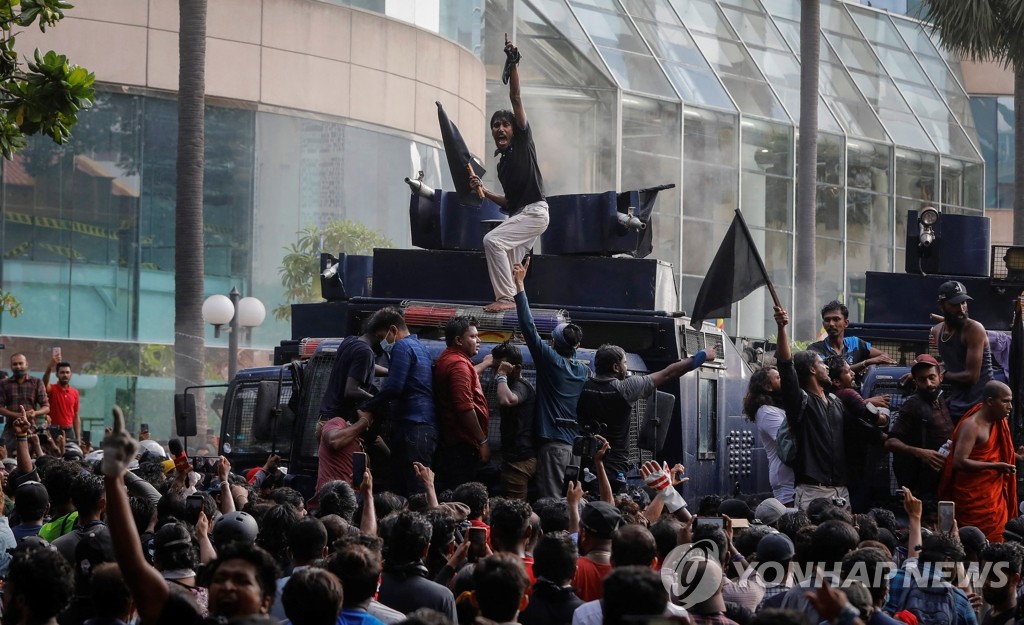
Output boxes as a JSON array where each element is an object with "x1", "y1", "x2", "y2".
[{"x1": 644, "y1": 462, "x2": 687, "y2": 512}]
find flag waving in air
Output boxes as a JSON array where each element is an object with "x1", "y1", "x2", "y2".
[
  {"x1": 437, "y1": 101, "x2": 486, "y2": 206},
  {"x1": 690, "y1": 209, "x2": 774, "y2": 329}
]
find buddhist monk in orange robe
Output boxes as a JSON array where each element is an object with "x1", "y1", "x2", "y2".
[{"x1": 940, "y1": 380, "x2": 1024, "y2": 542}]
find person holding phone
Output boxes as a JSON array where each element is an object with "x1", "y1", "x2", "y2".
[{"x1": 43, "y1": 354, "x2": 80, "y2": 443}]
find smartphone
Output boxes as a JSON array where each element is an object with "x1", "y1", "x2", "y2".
[
  {"x1": 468, "y1": 526, "x2": 487, "y2": 562},
  {"x1": 51, "y1": 347, "x2": 61, "y2": 360},
  {"x1": 938, "y1": 500, "x2": 955, "y2": 534},
  {"x1": 140, "y1": 423, "x2": 150, "y2": 434},
  {"x1": 190, "y1": 456, "x2": 215, "y2": 473},
  {"x1": 49, "y1": 425, "x2": 62, "y2": 440},
  {"x1": 695, "y1": 516, "x2": 725, "y2": 530},
  {"x1": 352, "y1": 452, "x2": 367, "y2": 488},
  {"x1": 562, "y1": 464, "x2": 580, "y2": 497},
  {"x1": 81, "y1": 430, "x2": 91, "y2": 445},
  {"x1": 185, "y1": 494, "x2": 204, "y2": 525}
]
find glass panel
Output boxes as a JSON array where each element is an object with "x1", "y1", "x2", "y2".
[
  {"x1": 524, "y1": 0, "x2": 610, "y2": 80},
  {"x1": 818, "y1": 133, "x2": 846, "y2": 186},
  {"x1": 816, "y1": 184, "x2": 844, "y2": 240},
  {"x1": 630, "y1": 16, "x2": 736, "y2": 110},
  {"x1": 849, "y1": 6, "x2": 980, "y2": 160},
  {"x1": 848, "y1": 141, "x2": 892, "y2": 195},
  {"x1": 622, "y1": 96, "x2": 682, "y2": 267},
  {"x1": 895, "y1": 148, "x2": 938, "y2": 206},
  {"x1": 816, "y1": 235, "x2": 845, "y2": 305},
  {"x1": 848, "y1": 191, "x2": 893, "y2": 247},
  {"x1": 568, "y1": 3, "x2": 677, "y2": 98},
  {"x1": 817, "y1": 2, "x2": 934, "y2": 151},
  {"x1": 668, "y1": 0, "x2": 790, "y2": 121},
  {"x1": 683, "y1": 107, "x2": 738, "y2": 224}
]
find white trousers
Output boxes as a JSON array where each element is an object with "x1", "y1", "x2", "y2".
[{"x1": 483, "y1": 201, "x2": 549, "y2": 301}]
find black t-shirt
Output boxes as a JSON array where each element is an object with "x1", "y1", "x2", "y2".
[
  {"x1": 319, "y1": 336, "x2": 376, "y2": 421},
  {"x1": 496, "y1": 121, "x2": 545, "y2": 215},
  {"x1": 499, "y1": 378, "x2": 537, "y2": 462}
]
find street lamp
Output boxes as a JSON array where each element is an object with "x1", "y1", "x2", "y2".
[{"x1": 202, "y1": 287, "x2": 266, "y2": 379}]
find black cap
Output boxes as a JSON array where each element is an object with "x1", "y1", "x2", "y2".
[
  {"x1": 580, "y1": 501, "x2": 623, "y2": 539},
  {"x1": 938, "y1": 281, "x2": 972, "y2": 305}
]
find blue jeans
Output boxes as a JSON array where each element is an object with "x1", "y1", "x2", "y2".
[{"x1": 389, "y1": 421, "x2": 438, "y2": 496}]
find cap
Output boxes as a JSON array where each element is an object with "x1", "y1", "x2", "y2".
[
  {"x1": 719, "y1": 498, "x2": 753, "y2": 521},
  {"x1": 756, "y1": 533, "x2": 795, "y2": 563},
  {"x1": 958, "y1": 526, "x2": 988, "y2": 555},
  {"x1": 438, "y1": 501, "x2": 471, "y2": 522},
  {"x1": 938, "y1": 280, "x2": 972, "y2": 305},
  {"x1": 15, "y1": 480, "x2": 49, "y2": 512},
  {"x1": 580, "y1": 501, "x2": 623, "y2": 539},
  {"x1": 754, "y1": 498, "x2": 787, "y2": 525},
  {"x1": 911, "y1": 353, "x2": 940, "y2": 373},
  {"x1": 1, "y1": 457, "x2": 16, "y2": 471}
]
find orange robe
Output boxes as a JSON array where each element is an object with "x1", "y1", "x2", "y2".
[{"x1": 939, "y1": 404, "x2": 1017, "y2": 542}]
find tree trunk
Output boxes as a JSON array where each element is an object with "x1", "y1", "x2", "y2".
[
  {"x1": 174, "y1": 0, "x2": 207, "y2": 440},
  {"x1": 1015, "y1": 64, "x2": 1024, "y2": 245},
  {"x1": 796, "y1": 0, "x2": 820, "y2": 341}
]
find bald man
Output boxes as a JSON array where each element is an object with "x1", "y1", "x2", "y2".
[{"x1": 940, "y1": 381, "x2": 1024, "y2": 541}]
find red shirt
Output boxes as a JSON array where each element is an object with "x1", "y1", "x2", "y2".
[
  {"x1": 434, "y1": 348, "x2": 489, "y2": 447},
  {"x1": 315, "y1": 417, "x2": 360, "y2": 494},
  {"x1": 572, "y1": 556, "x2": 612, "y2": 602},
  {"x1": 47, "y1": 384, "x2": 79, "y2": 428}
]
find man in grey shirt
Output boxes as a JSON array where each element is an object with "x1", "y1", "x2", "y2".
[{"x1": 576, "y1": 344, "x2": 715, "y2": 488}]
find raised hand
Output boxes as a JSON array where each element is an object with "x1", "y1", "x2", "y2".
[{"x1": 101, "y1": 406, "x2": 139, "y2": 478}]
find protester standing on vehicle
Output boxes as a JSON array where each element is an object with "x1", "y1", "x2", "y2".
[
  {"x1": 512, "y1": 258, "x2": 587, "y2": 500},
  {"x1": 930, "y1": 281, "x2": 993, "y2": 421},
  {"x1": 469, "y1": 34, "x2": 549, "y2": 313}
]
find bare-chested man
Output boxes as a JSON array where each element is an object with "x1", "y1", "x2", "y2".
[{"x1": 930, "y1": 281, "x2": 993, "y2": 421}]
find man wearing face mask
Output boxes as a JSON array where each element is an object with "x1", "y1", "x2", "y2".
[
  {"x1": 0, "y1": 353, "x2": 49, "y2": 452},
  {"x1": 885, "y1": 354, "x2": 953, "y2": 501},
  {"x1": 576, "y1": 343, "x2": 715, "y2": 490},
  {"x1": 357, "y1": 306, "x2": 436, "y2": 495}
]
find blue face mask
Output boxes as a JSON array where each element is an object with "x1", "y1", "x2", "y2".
[{"x1": 380, "y1": 329, "x2": 395, "y2": 354}]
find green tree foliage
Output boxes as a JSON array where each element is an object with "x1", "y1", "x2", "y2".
[
  {"x1": 0, "y1": 0, "x2": 95, "y2": 158},
  {"x1": 0, "y1": 289, "x2": 22, "y2": 317},
  {"x1": 275, "y1": 220, "x2": 392, "y2": 321},
  {"x1": 919, "y1": 0, "x2": 1024, "y2": 243}
]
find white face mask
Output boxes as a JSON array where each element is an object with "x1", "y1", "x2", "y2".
[{"x1": 379, "y1": 328, "x2": 396, "y2": 354}]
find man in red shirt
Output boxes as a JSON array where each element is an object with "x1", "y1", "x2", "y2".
[
  {"x1": 434, "y1": 315, "x2": 490, "y2": 491},
  {"x1": 43, "y1": 355, "x2": 80, "y2": 443},
  {"x1": 572, "y1": 501, "x2": 622, "y2": 602}
]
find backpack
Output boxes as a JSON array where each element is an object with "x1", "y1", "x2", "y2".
[
  {"x1": 776, "y1": 418, "x2": 798, "y2": 467},
  {"x1": 898, "y1": 579, "x2": 959, "y2": 625}
]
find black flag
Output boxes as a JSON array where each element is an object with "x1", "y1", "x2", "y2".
[
  {"x1": 437, "y1": 101, "x2": 486, "y2": 205},
  {"x1": 690, "y1": 209, "x2": 771, "y2": 329}
]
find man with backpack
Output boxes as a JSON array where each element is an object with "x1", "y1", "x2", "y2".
[
  {"x1": 773, "y1": 306, "x2": 851, "y2": 511},
  {"x1": 882, "y1": 532, "x2": 977, "y2": 625}
]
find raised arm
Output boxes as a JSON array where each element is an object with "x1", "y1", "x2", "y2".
[
  {"x1": 102, "y1": 406, "x2": 169, "y2": 625},
  {"x1": 505, "y1": 34, "x2": 526, "y2": 130},
  {"x1": 513, "y1": 258, "x2": 546, "y2": 358}
]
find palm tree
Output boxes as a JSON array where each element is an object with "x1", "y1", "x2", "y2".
[
  {"x1": 174, "y1": 0, "x2": 208, "y2": 439},
  {"x1": 919, "y1": 0, "x2": 1024, "y2": 242},
  {"x1": 796, "y1": 0, "x2": 820, "y2": 340}
]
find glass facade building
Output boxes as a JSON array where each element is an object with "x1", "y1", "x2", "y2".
[{"x1": 0, "y1": 0, "x2": 984, "y2": 437}]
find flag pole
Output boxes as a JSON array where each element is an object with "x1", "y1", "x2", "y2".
[{"x1": 732, "y1": 209, "x2": 781, "y2": 309}]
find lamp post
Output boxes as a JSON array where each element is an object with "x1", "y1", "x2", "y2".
[{"x1": 202, "y1": 288, "x2": 266, "y2": 379}]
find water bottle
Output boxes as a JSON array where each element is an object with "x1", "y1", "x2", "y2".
[{"x1": 937, "y1": 439, "x2": 952, "y2": 458}]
